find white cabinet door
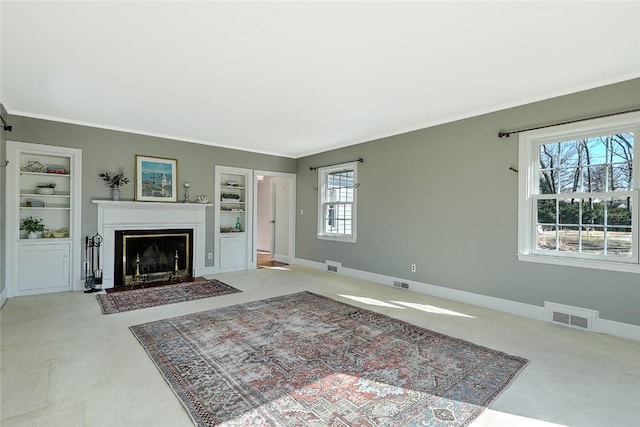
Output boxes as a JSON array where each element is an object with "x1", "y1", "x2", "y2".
[
  {"x1": 18, "y1": 243, "x2": 71, "y2": 294},
  {"x1": 219, "y1": 235, "x2": 246, "y2": 271}
]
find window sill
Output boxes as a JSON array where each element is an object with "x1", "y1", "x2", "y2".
[
  {"x1": 517, "y1": 253, "x2": 639, "y2": 274},
  {"x1": 317, "y1": 235, "x2": 357, "y2": 243}
]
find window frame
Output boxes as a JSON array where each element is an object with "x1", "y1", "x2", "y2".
[
  {"x1": 317, "y1": 161, "x2": 358, "y2": 243},
  {"x1": 517, "y1": 111, "x2": 640, "y2": 274}
]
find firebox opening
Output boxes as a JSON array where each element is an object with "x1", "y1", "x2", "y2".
[{"x1": 114, "y1": 229, "x2": 193, "y2": 287}]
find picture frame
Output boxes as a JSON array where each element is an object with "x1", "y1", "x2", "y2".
[{"x1": 135, "y1": 155, "x2": 178, "y2": 202}]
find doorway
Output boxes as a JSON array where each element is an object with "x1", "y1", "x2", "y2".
[{"x1": 254, "y1": 171, "x2": 296, "y2": 269}]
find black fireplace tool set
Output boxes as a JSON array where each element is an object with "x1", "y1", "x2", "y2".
[{"x1": 84, "y1": 233, "x2": 103, "y2": 293}]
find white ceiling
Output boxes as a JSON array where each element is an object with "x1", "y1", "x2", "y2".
[{"x1": 2, "y1": 2, "x2": 639, "y2": 158}]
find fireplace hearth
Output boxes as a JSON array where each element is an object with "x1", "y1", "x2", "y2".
[{"x1": 114, "y1": 229, "x2": 193, "y2": 287}]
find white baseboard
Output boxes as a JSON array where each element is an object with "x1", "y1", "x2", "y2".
[
  {"x1": 0, "y1": 286, "x2": 8, "y2": 309},
  {"x1": 294, "y1": 258, "x2": 326, "y2": 270},
  {"x1": 293, "y1": 258, "x2": 639, "y2": 342},
  {"x1": 199, "y1": 266, "x2": 218, "y2": 277},
  {"x1": 273, "y1": 253, "x2": 289, "y2": 264},
  {"x1": 595, "y1": 318, "x2": 640, "y2": 342}
]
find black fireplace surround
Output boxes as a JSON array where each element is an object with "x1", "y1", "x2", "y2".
[{"x1": 114, "y1": 228, "x2": 193, "y2": 287}]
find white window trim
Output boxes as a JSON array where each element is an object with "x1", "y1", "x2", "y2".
[
  {"x1": 517, "y1": 111, "x2": 640, "y2": 274},
  {"x1": 317, "y1": 161, "x2": 357, "y2": 243}
]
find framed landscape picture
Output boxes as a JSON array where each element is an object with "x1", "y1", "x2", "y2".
[{"x1": 135, "y1": 155, "x2": 178, "y2": 202}]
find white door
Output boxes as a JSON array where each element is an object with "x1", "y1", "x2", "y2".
[
  {"x1": 253, "y1": 171, "x2": 296, "y2": 267},
  {"x1": 273, "y1": 177, "x2": 290, "y2": 264},
  {"x1": 256, "y1": 176, "x2": 273, "y2": 254},
  {"x1": 269, "y1": 178, "x2": 276, "y2": 258}
]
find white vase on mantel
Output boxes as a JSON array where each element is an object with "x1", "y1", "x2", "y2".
[
  {"x1": 112, "y1": 188, "x2": 120, "y2": 201},
  {"x1": 28, "y1": 231, "x2": 38, "y2": 239}
]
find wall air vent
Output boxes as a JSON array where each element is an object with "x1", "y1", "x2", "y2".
[
  {"x1": 393, "y1": 281, "x2": 410, "y2": 290},
  {"x1": 326, "y1": 260, "x2": 341, "y2": 273},
  {"x1": 545, "y1": 302, "x2": 597, "y2": 332}
]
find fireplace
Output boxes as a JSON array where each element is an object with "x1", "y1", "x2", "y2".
[
  {"x1": 114, "y1": 229, "x2": 194, "y2": 287},
  {"x1": 93, "y1": 200, "x2": 209, "y2": 289}
]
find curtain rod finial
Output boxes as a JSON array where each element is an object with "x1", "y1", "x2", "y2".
[{"x1": 498, "y1": 131, "x2": 510, "y2": 138}]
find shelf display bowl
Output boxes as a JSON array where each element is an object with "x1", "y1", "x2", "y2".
[
  {"x1": 37, "y1": 187, "x2": 55, "y2": 195},
  {"x1": 51, "y1": 228, "x2": 69, "y2": 238}
]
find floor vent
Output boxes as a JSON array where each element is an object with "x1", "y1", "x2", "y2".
[
  {"x1": 325, "y1": 260, "x2": 341, "y2": 273},
  {"x1": 545, "y1": 302, "x2": 597, "y2": 332},
  {"x1": 393, "y1": 281, "x2": 410, "y2": 290}
]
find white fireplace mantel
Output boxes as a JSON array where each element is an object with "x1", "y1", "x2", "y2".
[{"x1": 93, "y1": 200, "x2": 212, "y2": 288}]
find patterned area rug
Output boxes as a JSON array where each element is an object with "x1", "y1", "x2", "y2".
[
  {"x1": 97, "y1": 279, "x2": 240, "y2": 314},
  {"x1": 130, "y1": 292, "x2": 528, "y2": 426}
]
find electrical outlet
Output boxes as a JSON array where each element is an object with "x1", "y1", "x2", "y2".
[
  {"x1": 208, "y1": 252, "x2": 213, "y2": 260},
  {"x1": 411, "y1": 264, "x2": 416, "y2": 273},
  {"x1": 300, "y1": 209, "x2": 304, "y2": 215}
]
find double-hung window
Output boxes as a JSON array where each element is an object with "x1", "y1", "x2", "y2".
[
  {"x1": 518, "y1": 112, "x2": 639, "y2": 273},
  {"x1": 318, "y1": 162, "x2": 357, "y2": 242}
]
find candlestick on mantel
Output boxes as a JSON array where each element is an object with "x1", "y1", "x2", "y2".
[{"x1": 183, "y1": 182, "x2": 190, "y2": 203}]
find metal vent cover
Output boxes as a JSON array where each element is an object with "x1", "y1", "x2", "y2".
[
  {"x1": 545, "y1": 302, "x2": 597, "y2": 332},
  {"x1": 552, "y1": 311, "x2": 570, "y2": 325},
  {"x1": 570, "y1": 315, "x2": 589, "y2": 329},
  {"x1": 325, "y1": 260, "x2": 341, "y2": 273},
  {"x1": 393, "y1": 281, "x2": 409, "y2": 289}
]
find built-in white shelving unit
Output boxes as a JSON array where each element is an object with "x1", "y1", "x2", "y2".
[
  {"x1": 214, "y1": 166, "x2": 253, "y2": 272},
  {"x1": 5, "y1": 141, "x2": 82, "y2": 296}
]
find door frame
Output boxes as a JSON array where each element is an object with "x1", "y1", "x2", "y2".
[{"x1": 252, "y1": 170, "x2": 296, "y2": 266}]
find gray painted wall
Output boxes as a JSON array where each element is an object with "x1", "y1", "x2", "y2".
[
  {"x1": 296, "y1": 78, "x2": 640, "y2": 327},
  {"x1": 5, "y1": 117, "x2": 296, "y2": 268},
  {"x1": 3, "y1": 80, "x2": 639, "y2": 326},
  {"x1": 1, "y1": 104, "x2": 7, "y2": 299}
]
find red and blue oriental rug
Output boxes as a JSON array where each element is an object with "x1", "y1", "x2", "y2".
[
  {"x1": 97, "y1": 278, "x2": 240, "y2": 314},
  {"x1": 130, "y1": 291, "x2": 528, "y2": 426}
]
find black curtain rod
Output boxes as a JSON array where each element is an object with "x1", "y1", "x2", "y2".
[
  {"x1": 1, "y1": 114, "x2": 13, "y2": 132},
  {"x1": 310, "y1": 157, "x2": 363, "y2": 171},
  {"x1": 498, "y1": 107, "x2": 640, "y2": 138}
]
